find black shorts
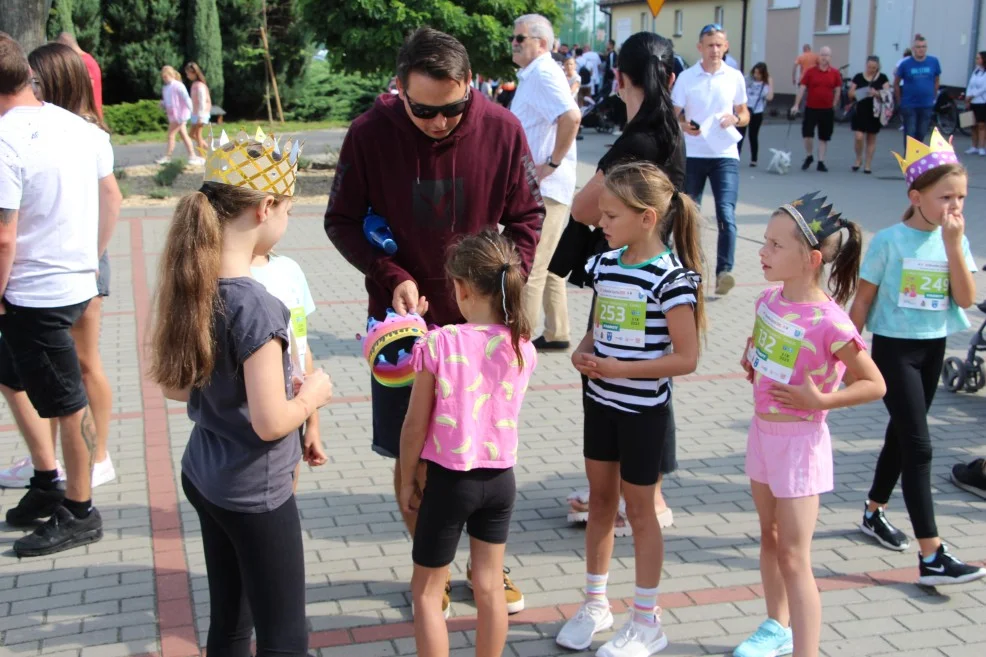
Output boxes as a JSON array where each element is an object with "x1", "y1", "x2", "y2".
[
  {"x1": 583, "y1": 396, "x2": 676, "y2": 486},
  {"x1": 802, "y1": 107, "x2": 835, "y2": 141},
  {"x1": 370, "y1": 376, "x2": 412, "y2": 459},
  {"x1": 96, "y1": 252, "x2": 110, "y2": 297},
  {"x1": 412, "y1": 461, "x2": 516, "y2": 568},
  {"x1": 0, "y1": 299, "x2": 90, "y2": 418},
  {"x1": 972, "y1": 103, "x2": 986, "y2": 123}
]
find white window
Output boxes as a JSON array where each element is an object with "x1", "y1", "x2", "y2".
[
  {"x1": 715, "y1": 6, "x2": 725, "y2": 25},
  {"x1": 828, "y1": 0, "x2": 851, "y2": 28},
  {"x1": 770, "y1": 0, "x2": 801, "y2": 8},
  {"x1": 674, "y1": 10, "x2": 683, "y2": 36}
]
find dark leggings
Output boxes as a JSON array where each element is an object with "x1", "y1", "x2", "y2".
[
  {"x1": 737, "y1": 112, "x2": 764, "y2": 161},
  {"x1": 867, "y1": 335, "x2": 946, "y2": 539},
  {"x1": 182, "y1": 474, "x2": 308, "y2": 657}
]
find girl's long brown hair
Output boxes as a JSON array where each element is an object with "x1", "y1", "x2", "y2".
[
  {"x1": 150, "y1": 182, "x2": 283, "y2": 390},
  {"x1": 28, "y1": 42, "x2": 108, "y2": 132},
  {"x1": 903, "y1": 162, "x2": 967, "y2": 221},
  {"x1": 783, "y1": 212, "x2": 863, "y2": 306},
  {"x1": 603, "y1": 162, "x2": 707, "y2": 340},
  {"x1": 184, "y1": 61, "x2": 207, "y2": 84},
  {"x1": 445, "y1": 229, "x2": 531, "y2": 369}
]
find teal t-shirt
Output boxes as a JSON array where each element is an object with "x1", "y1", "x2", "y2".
[{"x1": 860, "y1": 222, "x2": 977, "y2": 339}]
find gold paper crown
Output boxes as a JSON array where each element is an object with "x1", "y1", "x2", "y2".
[
  {"x1": 892, "y1": 128, "x2": 959, "y2": 185},
  {"x1": 204, "y1": 128, "x2": 303, "y2": 196}
]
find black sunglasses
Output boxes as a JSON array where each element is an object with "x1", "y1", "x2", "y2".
[
  {"x1": 700, "y1": 23, "x2": 723, "y2": 36},
  {"x1": 511, "y1": 35, "x2": 528, "y2": 44},
  {"x1": 405, "y1": 89, "x2": 471, "y2": 120}
]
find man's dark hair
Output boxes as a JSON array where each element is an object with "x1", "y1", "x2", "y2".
[
  {"x1": 608, "y1": 39, "x2": 616, "y2": 48},
  {"x1": 0, "y1": 32, "x2": 31, "y2": 96},
  {"x1": 396, "y1": 27, "x2": 471, "y2": 89},
  {"x1": 575, "y1": 47, "x2": 584, "y2": 56}
]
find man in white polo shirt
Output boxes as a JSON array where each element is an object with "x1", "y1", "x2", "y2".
[
  {"x1": 511, "y1": 13, "x2": 581, "y2": 351},
  {"x1": 671, "y1": 23, "x2": 749, "y2": 296}
]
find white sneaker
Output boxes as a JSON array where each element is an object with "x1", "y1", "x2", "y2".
[
  {"x1": 596, "y1": 617, "x2": 669, "y2": 657},
  {"x1": 92, "y1": 455, "x2": 117, "y2": 488},
  {"x1": 188, "y1": 156, "x2": 205, "y2": 166},
  {"x1": 965, "y1": 146, "x2": 979, "y2": 154},
  {"x1": 0, "y1": 456, "x2": 65, "y2": 488},
  {"x1": 556, "y1": 601, "x2": 614, "y2": 651},
  {"x1": 154, "y1": 156, "x2": 172, "y2": 165},
  {"x1": 979, "y1": 148, "x2": 986, "y2": 156}
]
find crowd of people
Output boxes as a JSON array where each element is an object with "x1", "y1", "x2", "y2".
[{"x1": 2, "y1": 15, "x2": 986, "y2": 657}]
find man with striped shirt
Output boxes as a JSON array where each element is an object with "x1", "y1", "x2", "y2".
[{"x1": 511, "y1": 13, "x2": 581, "y2": 351}]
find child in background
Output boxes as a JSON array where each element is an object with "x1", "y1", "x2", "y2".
[
  {"x1": 150, "y1": 133, "x2": 331, "y2": 656},
  {"x1": 849, "y1": 129, "x2": 986, "y2": 585},
  {"x1": 250, "y1": 250, "x2": 326, "y2": 489},
  {"x1": 157, "y1": 65, "x2": 202, "y2": 165},
  {"x1": 399, "y1": 230, "x2": 536, "y2": 657},
  {"x1": 734, "y1": 193, "x2": 886, "y2": 657},
  {"x1": 185, "y1": 62, "x2": 212, "y2": 152},
  {"x1": 557, "y1": 162, "x2": 706, "y2": 657}
]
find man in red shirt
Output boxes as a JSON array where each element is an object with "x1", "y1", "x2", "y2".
[
  {"x1": 55, "y1": 33, "x2": 102, "y2": 118},
  {"x1": 790, "y1": 46, "x2": 841, "y2": 171}
]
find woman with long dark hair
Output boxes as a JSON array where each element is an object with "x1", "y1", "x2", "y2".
[
  {"x1": 0, "y1": 43, "x2": 121, "y2": 493},
  {"x1": 738, "y1": 62, "x2": 773, "y2": 166},
  {"x1": 551, "y1": 32, "x2": 685, "y2": 537}
]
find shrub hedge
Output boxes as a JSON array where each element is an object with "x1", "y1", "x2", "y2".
[{"x1": 103, "y1": 100, "x2": 170, "y2": 135}]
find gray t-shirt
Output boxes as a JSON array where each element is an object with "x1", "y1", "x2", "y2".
[{"x1": 181, "y1": 277, "x2": 301, "y2": 513}]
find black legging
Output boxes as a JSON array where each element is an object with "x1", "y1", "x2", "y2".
[
  {"x1": 867, "y1": 335, "x2": 946, "y2": 539},
  {"x1": 182, "y1": 474, "x2": 308, "y2": 657},
  {"x1": 737, "y1": 112, "x2": 764, "y2": 162}
]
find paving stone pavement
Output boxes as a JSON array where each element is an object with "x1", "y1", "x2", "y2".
[{"x1": 1, "y1": 125, "x2": 985, "y2": 657}]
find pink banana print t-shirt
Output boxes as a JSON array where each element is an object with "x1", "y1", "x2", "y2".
[{"x1": 411, "y1": 324, "x2": 536, "y2": 471}]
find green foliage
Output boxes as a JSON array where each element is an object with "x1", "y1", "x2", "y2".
[
  {"x1": 101, "y1": 0, "x2": 183, "y2": 103},
  {"x1": 296, "y1": 155, "x2": 311, "y2": 170},
  {"x1": 113, "y1": 167, "x2": 128, "y2": 180},
  {"x1": 119, "y1": 182, "x2": 132, "y2": 199},
  {"x1": 155, "y1": 159, "x2": 188, "y2": 187},
  {"x1": 284, "y1": 60, "x2": 386, "y2": 122},
  {"x1": 103, "y1": 100, "x2": 170, "y2": 135},
  {"x1": 46, "y1": 0, "x2": 101, "y2": 52},
  {"x1": 301, "y1": 0, "x2": 562, "y2": 81},
  {"x1": 148, "y1": 187, "x2": 173, "y2": 199},
  {"x1": 187, "y1": 0, "x2": 225, "y2": 106}
]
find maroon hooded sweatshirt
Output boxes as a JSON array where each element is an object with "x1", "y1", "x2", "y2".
[{"x1": 324, "y1": 92, "x2": 544, "y2": 326}]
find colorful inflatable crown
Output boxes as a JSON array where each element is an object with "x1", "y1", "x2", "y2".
[
  {"x1": 892, "y1": 127, "x2": 959, "y2": 187},
  {"x1": 204, "y1": 127, "x2": 303, "y2": 196},
  {"x1": 361, "y1": 310, "x2": 428, "y2": 387}
]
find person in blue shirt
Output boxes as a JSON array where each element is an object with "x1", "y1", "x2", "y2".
[
  {"x1": 893, "y1": 34, "x2": 941, "y2": 146},
  {"x1": 848, "y1": 129, "x2": 985, "y2": 587}
]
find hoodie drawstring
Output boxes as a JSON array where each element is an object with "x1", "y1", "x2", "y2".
[{"x1": 451, "y1": 142, "x2": 458, "y2": 230}]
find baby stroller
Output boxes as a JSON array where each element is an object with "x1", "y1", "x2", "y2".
[
  {"x1": 941, "y1": 271, "x2": 986, "y2": 393},
  {"x1": 580, "y1": 91, "x2": 622, "y2": 134}
]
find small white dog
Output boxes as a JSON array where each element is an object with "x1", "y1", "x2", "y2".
[{"x1": 767, "y1": 148, "x2": 792, "y2": 175}]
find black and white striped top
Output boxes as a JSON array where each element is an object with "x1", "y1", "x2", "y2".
[{"x1": 585, "y1": 248, "x2": 700, "y2": 413}]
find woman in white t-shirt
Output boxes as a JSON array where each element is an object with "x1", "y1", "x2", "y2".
[
  {"x1": 184, "y1": 62, "x2": 212, "y2": 152},
  {"x1": 0, "y1": 42, "x2": 123, "y2": 492},
  {"x1": 738, "y1": 62, "x2": 773, "y2": 167}
]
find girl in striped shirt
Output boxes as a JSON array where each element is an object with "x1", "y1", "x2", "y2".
[{"x1": 556, "y1": 162, "x2": 706, "y2": 657}]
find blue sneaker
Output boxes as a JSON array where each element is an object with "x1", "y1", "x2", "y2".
[{"x1": 733, "y1": 619, "x2": 793, "y2": 657}]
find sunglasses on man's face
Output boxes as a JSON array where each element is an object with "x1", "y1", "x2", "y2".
[
  {"x1": 700, "y1": 23, "x2": 723, "y2": 37},
  {"x1": 404, "y1": 88, "x2": 471, "y2": 120},
  {"x1": 511, "y1": 35, "x2": 529, "y2": 45}
]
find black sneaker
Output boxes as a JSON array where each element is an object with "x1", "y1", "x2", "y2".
[
  {"x1": 532, "y1": 336, "x2": 570, "y2": 352},
  {"x1": 13, "y1": 505, "x2": 103, "y2": 557},
  {"x1": 801, "y1": 155, "x2": 814, "y2": 170},
  {"x1": 5, "y1": 486, "x2": 65, "y2": 527},
  {"x1": 951, "y1": 458, "x2": 986, "y2": 499},
  {"x1": 918, "y1": 544, "x2": 986, "y2": 586},
  {"x1": 817, "y1": 161, "x2": 829, "y2": 172},
  {"x1": 859, "y1": 504, "x2": 909, "y2": 551}
]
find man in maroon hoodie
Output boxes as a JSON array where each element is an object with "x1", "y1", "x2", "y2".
[{"x1": 324, "y1": 27, "x2": 544, "y2": 615}]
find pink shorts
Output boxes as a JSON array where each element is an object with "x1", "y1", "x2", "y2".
[{"x1": 745, "y1": 416, "x2": 833, "y2": 498}]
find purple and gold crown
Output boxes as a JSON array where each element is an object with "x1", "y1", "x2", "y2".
[
  {"x1": 778, "y1": 191, "x2": 847, "y2": 248},
  {"x1": 892, "y1": 128, "x2": 959, "y2": 186},
  {"x1": 360, "y1": 310, "x2": 428, "y2": 388}
]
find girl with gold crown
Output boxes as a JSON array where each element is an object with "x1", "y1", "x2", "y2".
[
  {"x1": 849, "y1": 128, "x2": 986, "y2": 586},
  {"x1": 149, "y1": 130, "x2": 333, "y2": 656},
  {"x1": 735, "y1": 192, "x2": 885, "y2": 657}
]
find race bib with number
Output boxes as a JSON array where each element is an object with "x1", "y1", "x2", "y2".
[
  {"x1": 899, "y1": 259, "x2": 949, "y2": 310},
  {"x1": 290, "y1": 306, "x2": 308, "y2": 338},
  {"x1": 593, "y1": 281, "x2": 648, "y2": 348},
  {"x1": 749, "y1": 303, "x2": 804, "y2": 384}
]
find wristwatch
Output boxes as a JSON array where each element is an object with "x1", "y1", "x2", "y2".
[{"x1": 547, "y1": 158, "x2": 560, "y2": 168}]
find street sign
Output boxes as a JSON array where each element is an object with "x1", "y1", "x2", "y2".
[{"x1": 647, "y1": 0, "x2": 665, "y2": 18}]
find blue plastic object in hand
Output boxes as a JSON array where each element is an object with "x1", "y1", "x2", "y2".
[{"x1": 364, "y1": 210, "x2": 398, "y2": 255}]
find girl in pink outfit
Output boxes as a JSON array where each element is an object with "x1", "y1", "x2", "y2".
[
  {"x1": 399, "y1": 229, "x2": 536, "y2": 657},
  {"x1": 157, "y1": 65, "x2": 201, "y2": 165},
  {"x1": 185, "y1": 62, "x2": 212, "y2": 151},
  {"x1": 734, "y1": 192, "x2": 886, "y2": 657}
]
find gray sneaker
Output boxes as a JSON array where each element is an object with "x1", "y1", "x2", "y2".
[{"x1": 716, "y1": 272, "x2": 736, "y2": 296}]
